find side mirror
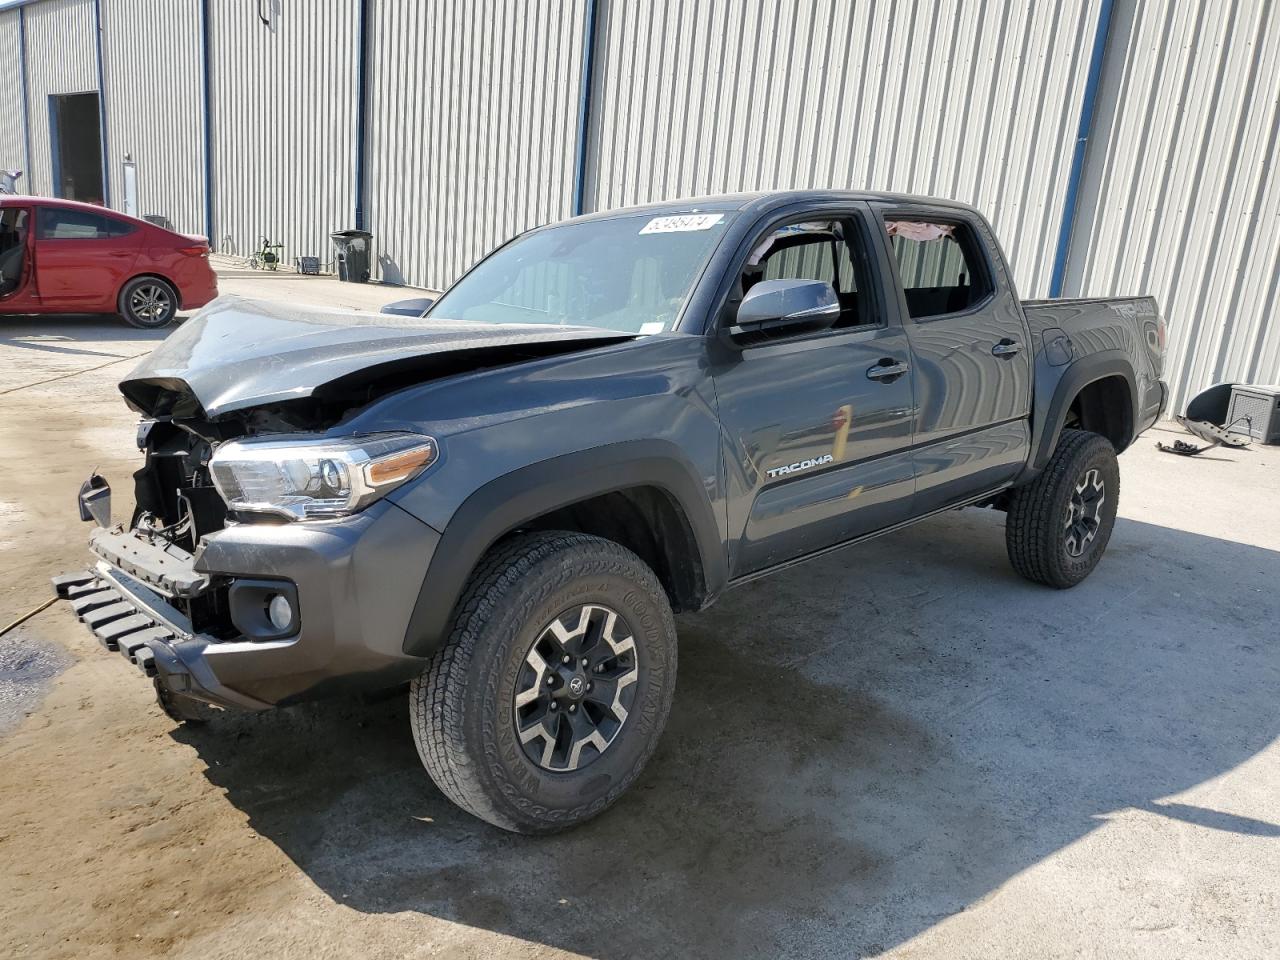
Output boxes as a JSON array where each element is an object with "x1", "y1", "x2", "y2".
[
  {"x1": 380, "y1": 295, "x2": 437, "y2": 318},
  {"x1": 731, "y1": 279, "x2": 839, "y2": 338}
]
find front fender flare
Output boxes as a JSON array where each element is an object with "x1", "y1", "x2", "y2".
[{"x1": 401, "y1": 440, "x2": 725, "y2": 657}]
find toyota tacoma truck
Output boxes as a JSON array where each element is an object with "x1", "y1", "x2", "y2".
[{"x1": 53, "y1": 191, "x2": 1167, "y2": 834}]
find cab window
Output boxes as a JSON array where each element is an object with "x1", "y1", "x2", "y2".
[
  {"x1": 744, "y1": 219, "x2": 875, "y2": 329},
  {"x1": 885, "y1": 219, "x2": 992, "y2": 318}
]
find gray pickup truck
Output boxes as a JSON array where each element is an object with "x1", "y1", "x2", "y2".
[{"x1": 54, "y1": 191, "x2": 1167, "y2": 833}]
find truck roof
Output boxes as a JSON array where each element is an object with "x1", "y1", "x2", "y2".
[{"x1": 567, "y1": 189, "x2": 979, "y2": 224}]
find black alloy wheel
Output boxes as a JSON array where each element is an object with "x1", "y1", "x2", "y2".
[{"x1": 513, "y1": 603, "x2": 640, "y2": 772}]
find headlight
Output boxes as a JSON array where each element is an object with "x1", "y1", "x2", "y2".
[{"x1": 209, "y1": 433, "x2": 438, "y2": 520}]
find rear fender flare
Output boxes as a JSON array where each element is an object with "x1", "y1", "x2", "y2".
[
  {"x1": 1029, "y1": 349, "x2": 1138, "y2": 472},
  {"x1": 402, "y1": 440, "x2": 725, "y2": 656}
]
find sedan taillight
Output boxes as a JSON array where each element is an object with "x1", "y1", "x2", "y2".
[{"x1": 177, "y1": 245, "x2": 208, "y2": 258}]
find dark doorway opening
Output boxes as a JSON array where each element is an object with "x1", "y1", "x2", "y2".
[{"x1": 49, "y1": 92, "x2": 104, "y2": 205}]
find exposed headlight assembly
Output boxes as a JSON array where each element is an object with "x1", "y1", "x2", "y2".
[{"x1": 209, "y1": 433, "x2": 437, "y2": 521}]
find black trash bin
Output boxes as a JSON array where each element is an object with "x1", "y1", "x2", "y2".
[{"x1": 330, "y1": 229, "x2": 373, "y2": 283}]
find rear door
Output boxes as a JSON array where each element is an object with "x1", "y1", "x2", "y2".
[
  {"x1": 872, "y1": 205, "x2": 1032, "y2": 513},
  {"x1": 711, "y1": 203, "x2": 917, "y2": 578},
  {"x1": 34, "y1": 206, "x2": 141, "y2": 310}
]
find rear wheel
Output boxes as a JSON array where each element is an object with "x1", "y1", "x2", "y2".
[
  {"x1": 1005, "y1": 428, "x2": 1120, "y2": 588},
  {"x1": 119, "y1": 276, "x2": 178, "y2": 329},
  {"x1": 410, "y1": 531, "x2": 677, "y2": 834}
]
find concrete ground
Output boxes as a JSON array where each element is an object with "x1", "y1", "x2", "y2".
[{"x1": 0, "y1": 282, "x2": 1277, "y2": 959}]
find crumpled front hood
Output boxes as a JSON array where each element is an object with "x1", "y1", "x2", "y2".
[{"x1": 120, "y1": 296, "x2": 635, "y2": 418}]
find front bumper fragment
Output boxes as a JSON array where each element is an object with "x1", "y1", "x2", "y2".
[
  {"x1": 52, "y1": 498, "x2": 441, "y2": 711},
  {"x1": 87, "y1": 526, "x2": 211, "y2": 597},
  {"x1": 51, "y1": 567, "x2": 264, "y2": 710}
]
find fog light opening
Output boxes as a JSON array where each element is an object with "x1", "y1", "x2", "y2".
[{"x1": 267, "y1": 594, "x2": 294, "y2": 632}]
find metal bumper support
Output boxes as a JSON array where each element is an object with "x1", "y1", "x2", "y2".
[
  {"x1": 50, "y1": 568, "x2": 269, "y2": 711},
  {"x1": 51, "y1": 498, "x2": 441, "y2": 711}
]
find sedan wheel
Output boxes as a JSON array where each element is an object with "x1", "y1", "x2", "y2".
[{"x1": 119, "y1": 277, "x2": 178, "y2": 329}]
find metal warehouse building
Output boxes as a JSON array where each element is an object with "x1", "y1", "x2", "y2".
[{"x1": 0, "y1": 0, "x2": 1277, "y2": 411}]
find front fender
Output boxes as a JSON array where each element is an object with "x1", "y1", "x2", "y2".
[{"x1": 399, "y1": 440, "x2": 726, "y2": 657}]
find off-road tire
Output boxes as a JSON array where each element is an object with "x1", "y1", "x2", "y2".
[
  {"x1": 118, "y1": 276, "x2": 179, "y2": 329},
  {"x1": 410, "y1": 531, "x2": 677, "y2": 834},
  {"x1": 1006, "y1": 428, "x2": 1120, "y2": 588}
]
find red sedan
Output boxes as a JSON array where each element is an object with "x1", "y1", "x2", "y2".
[{"x1": 0, "y1": 196, "x2": 218, "y2": 328}]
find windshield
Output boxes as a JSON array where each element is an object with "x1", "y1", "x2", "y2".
[{"x1": 428, "y1": 212, "x2": 734, "y2": 334}]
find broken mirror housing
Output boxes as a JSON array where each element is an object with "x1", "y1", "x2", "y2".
[{"x1": 209, "y1": 432, "x2": 437, "y2": 520}]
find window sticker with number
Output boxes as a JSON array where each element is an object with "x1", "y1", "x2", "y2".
[{"x1": 639, "y1": 214, "x2": 725, "y2": 235}]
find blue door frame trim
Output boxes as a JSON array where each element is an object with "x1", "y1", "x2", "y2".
[
  {"x1": 201, "y1": 0, "x2": 214, "y2": 245},
  {"x1": 17, "y1": 6, "x2": 32, "y2": 180},
  {"x1": 354, "y1": 0, "x2": 370, "y2": 230},
  {"x1": 93, "y1": 0, "x2": 110, "y2": 205},
  {"x1": 47, "y1": 96, "x2": 61, "y2": 197},
  {"x1": 571, "y1": 0, "x2": 600, "y2": 217},
  {"x1": 1048, "y1": 0, "x2": 1116, "y2": 297}
]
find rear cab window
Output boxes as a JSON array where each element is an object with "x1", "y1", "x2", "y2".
[{"x1": 884, "y1": 218, "x2": 992, "y2": 319}]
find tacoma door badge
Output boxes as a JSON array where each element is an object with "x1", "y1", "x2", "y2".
[{"x1": 766, "y1": 454, "x2": 834, "y2": 479}]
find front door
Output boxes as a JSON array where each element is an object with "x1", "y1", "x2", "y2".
[
  {"x1": 712, "y1": 205, "x2": 916, "y2": 578},
  {"x1": 34, "y1": 206, "x2": 141, "y2": 310},
  {"x1": 873, "y1": 207, "x2": 1033, "y2": 513},
  {"x1": 0, "y1": 205, "x2": 33, "y2": 306}
]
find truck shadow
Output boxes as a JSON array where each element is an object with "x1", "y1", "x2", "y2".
[{"x1": 174, "y1": 511, "x2": 1280, "y2": 959}]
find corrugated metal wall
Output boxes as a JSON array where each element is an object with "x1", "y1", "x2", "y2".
[
  {"x1": 365, "y1": 0, "x2": 587, "y2": 289},
  {"x1": 21, "y1": 0, "x2": 99, "y2": 198},
  {"x1": 206, "y1": 0, "x2": 359, "y2": 263},
  {"x1": 1064, "y1": 0, "x2": 1280, "y2": 412},
  {"x1": 100, "y1": 0, "x2": 205, "y2": 236},
  {"x1": 584, "y1": 0, "x2": 1104, "y2": 300},
  {"x1": 5, "y1": 0, "x2": 1278, "y2": 408},
  {"x1": 0, "y1": 10, "x2": 26, "y2": 175}
]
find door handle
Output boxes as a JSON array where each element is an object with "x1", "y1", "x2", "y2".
[
  {"x1": 866, "y1": 358, "x2": 909, "y2": 382},
  {"x1": 992, "y1": 338, "x2": 1021, "y2": 358}
]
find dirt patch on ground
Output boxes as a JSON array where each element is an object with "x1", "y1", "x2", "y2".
[{"x1": 0, "y1": 637, "x2": 305, "y2": 959}]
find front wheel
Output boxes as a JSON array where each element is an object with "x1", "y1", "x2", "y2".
[
  {"x1": 118, "y1": 277, "x2": 179, "y2": 329},
  {"x1": 1005, "y1": 428, "x2": 1120, "y2": 588},
  {"x1": 411, "y1": 531, "x2": 677, "y2": 834}
]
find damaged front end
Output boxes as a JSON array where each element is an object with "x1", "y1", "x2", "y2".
[
  {"x1": 128, "y1": 418, "x2": 232, "y2": 632},
  {"x1": 52, "y1": 412, "x2": 246, "y2": 711},
  {"x1": 50, "y1": 297, "x2": 635, "y2": 715},
  {"x1": 97, "y1": 403, "x2": 324, "y2": 644},
  {"x1": 51, "y1": 402, "x2": 409, "y2": 715},
  {"x1": 53, "y1": 397, "x2": 444, "y2": 715},
  {"x1": 54, "y1": 429, "x2": 291, "y2": 716}
]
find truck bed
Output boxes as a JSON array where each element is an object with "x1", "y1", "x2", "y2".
[
  {"x1": 1021, "y1": 294, "x2": 1166, "y2": 431},
  {"x1": 1020, "y1": 295, "x2": 1160, "y2": 354}
]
